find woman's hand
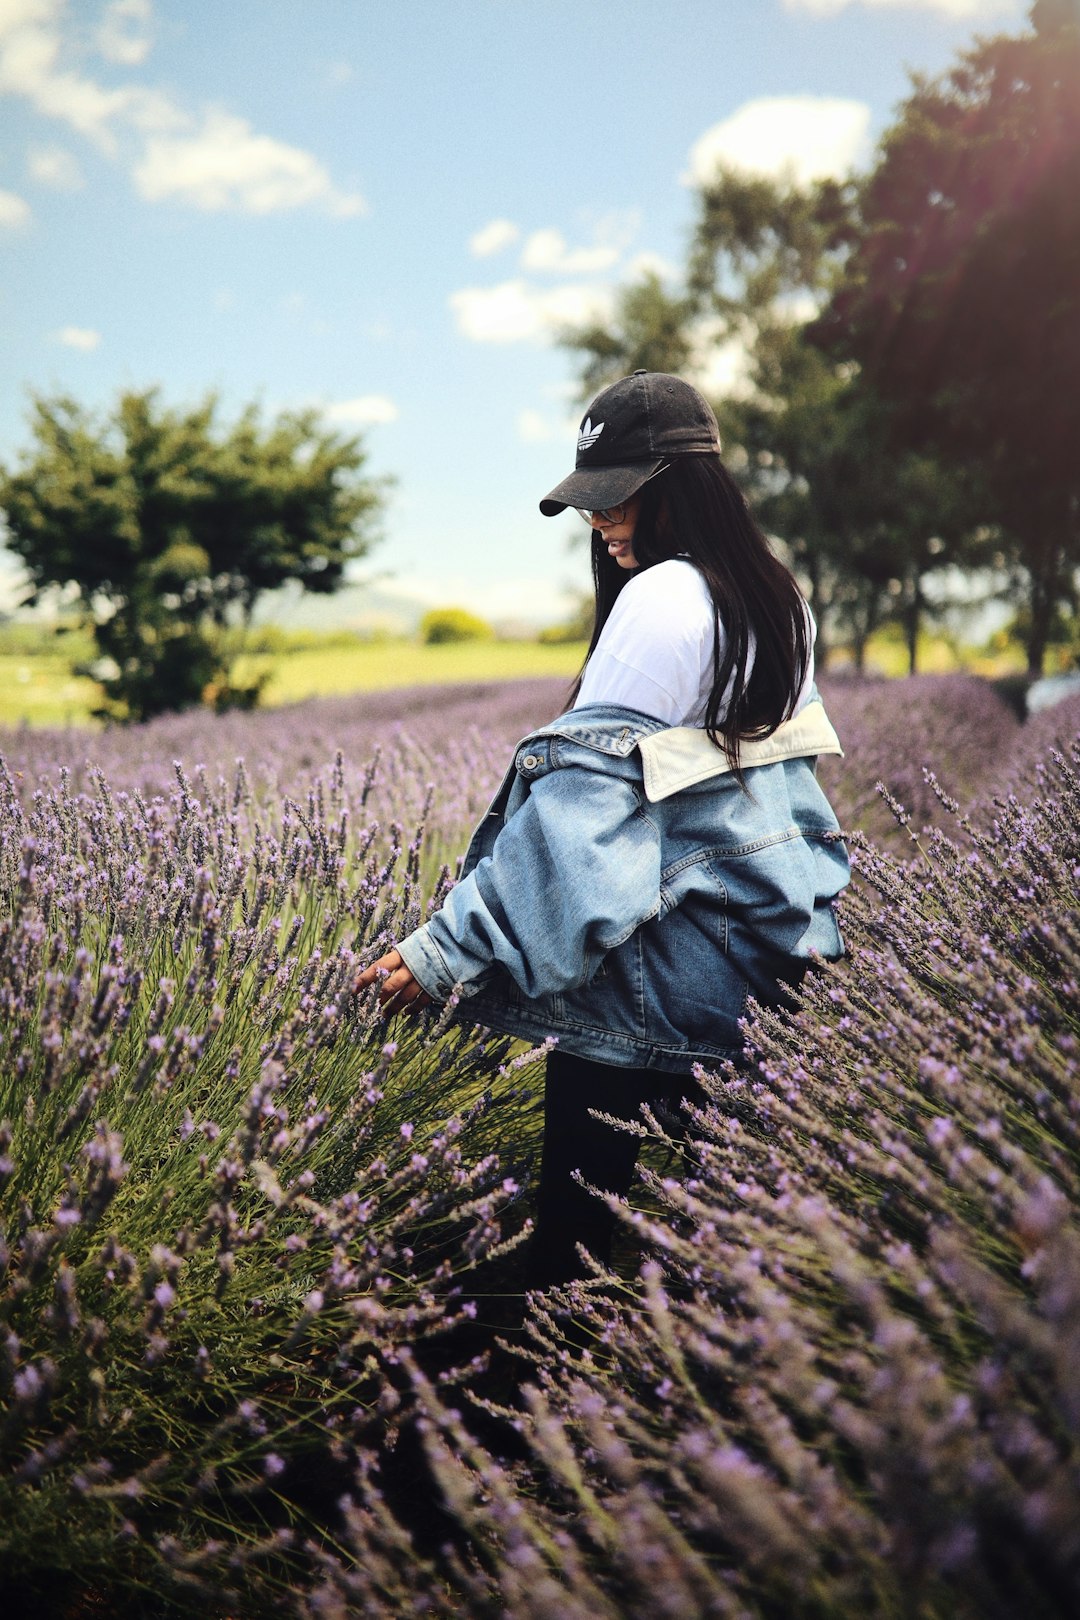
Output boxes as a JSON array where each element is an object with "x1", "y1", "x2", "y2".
[{"x1": 354, "y1": 948, "x2": 432, "y2": 1015}]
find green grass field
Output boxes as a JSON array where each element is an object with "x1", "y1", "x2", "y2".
[
  {"x1": 0, "y1": 616, "x2": 1044, "y2": 730},
  {"x1": 0, "y1": 653, "x2": 102, "y2": 727},
  {"x1": 0, "y1": 634, "x2": 590, "y2": 728},
  {"x1": 230, "y1": 637, "x2": 589, "y2": 704}
]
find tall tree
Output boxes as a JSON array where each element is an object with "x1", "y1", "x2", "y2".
[
  {"x1": 812, "y1": 0, "x2": 1080, "y2": 673},
  {"x1": 560, "y1": 170, "x2": 981, "y2": 669},
  {"x1": 0, "y1": 390, "x2": 386, "y2": 720},
  {"x1": 734, "y1": 321, "x2": 987, "y2": 672}
]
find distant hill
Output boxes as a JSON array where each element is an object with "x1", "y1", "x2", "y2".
[
  {"x1": 249, "y1": 579, "x2": 554, "y2": 641},
  {"x1": 250, "y1": 578, "x2": 424, "y2": 635}
]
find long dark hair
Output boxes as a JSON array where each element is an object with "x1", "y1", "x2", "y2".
[{"x1": 568, "y1": 455, "x2": 810, "y2": 771}]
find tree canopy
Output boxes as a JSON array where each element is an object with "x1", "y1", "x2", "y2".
[
  {"x1": 812, "y1": 0, "x2": 1080, "y2": 670},
  {"x1": 0, "y1": 390, "x2": 386, "y2": 720},
  {"x1": 555, "y1": 2, "x2": 1080, "y2": 674},
  {"x1": 560, "y1": 170, "x2": 979, "y2": 671}
]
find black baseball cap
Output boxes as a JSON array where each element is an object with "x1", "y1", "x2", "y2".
[{"x1": 539, "y1": 370, "x2": 721, "y2": 517}]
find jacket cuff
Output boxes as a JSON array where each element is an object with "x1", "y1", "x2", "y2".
[{"x1": 397, "y1": 925, "x2": 479, "y2": 1004}]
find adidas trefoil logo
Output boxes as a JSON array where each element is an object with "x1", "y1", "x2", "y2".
[{"x1": 578, "y1": 417, "x2": 605, "y2": 452}]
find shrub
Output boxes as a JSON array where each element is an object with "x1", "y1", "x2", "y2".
[
  {"x1": 420, "y1": 608, "x2": 495, "y2": 646},
  {"x1": 390, "y1": 733, "x2": 1080, "y2": 1619},
  {"x1": 0, "y1": 743, "x2": 545, "y2": 1615},
  {"x1": 817, "y1": 672, "x2": 1018, "y2": 850}
]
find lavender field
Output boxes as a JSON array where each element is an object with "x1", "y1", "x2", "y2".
[{"x1": 2, "y1": 672, "x2": 1079, "y2": 1619}]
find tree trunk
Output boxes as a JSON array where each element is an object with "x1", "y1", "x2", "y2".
[
  {"x1": 1027, "y1": 611, "x2": 1050, "y2": 677},
  {"x1": 816, "y1": 632, "x2": 831, "y2": 671},
  {"x1": 904, "y1": 572, "x2": 923, "y2": 676},
  {"x1": 804, "y1": 550, "x2": 830, "y2": 668},
  {"x1": 1026, "y1": 547, "x2": 1062, "y2": 676},
  {"x1": 850, "y1": 583, "x2": 883, "y2": 675}
]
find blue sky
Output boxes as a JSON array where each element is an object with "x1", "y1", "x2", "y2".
[{"x1": 0, "y1": 0, "x2": 1027, "y2": 630}]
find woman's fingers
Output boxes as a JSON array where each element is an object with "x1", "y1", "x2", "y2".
[
  {"x1": 378, "y1": 964, "x2": 421, "y2": 1005},
  {"x1": 354, "y1": 949, "x2": 432, "y2": 1014},
  {"x1": 379, "y1": 968, "x2": 432, "y2": 1013},
  {"x1": 355, "y1": 948, "x2": 402, "y2": 992},
  {"x1": 382, "y1": 971, "x2": 432, "y2": 1012}
]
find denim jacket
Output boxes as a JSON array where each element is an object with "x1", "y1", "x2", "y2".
[{"x1": 397, "y1": 698, "x2": 850, "y2": 1074}]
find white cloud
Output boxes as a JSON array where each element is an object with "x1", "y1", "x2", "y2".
[
  {"x1": 516, "y1": 406, "x2": 580, "y2": 444},
  {"x1": 584, "y1": 207, "x2": 643, "y2": 253},
  {"x1": 0, "y1": 1, "x2": 57, "y2": 34},
  {"x1": 449, "y1": 278, "x2": 614, "y2": 344},
  {"x1": 53, "y1": 324, "x2": 101, "y2": 349},
  {"x1": 784, "y1": 0, "x2": 1020, "y2": 16},
  {"x1": 777, "y1": 290, "x2": 823, "y2": 324},
  {"x1": 0, "y1": 0, "x2": 363, "y2": 215},
  {"x1": 469, "y1": 217, "x2": 519, "y2": 257},
  {"x1": 517, "y1": 409, "x2": 553, "y2": 443},
  {"x1": 27, "y1": 141, "x2": 82, "y2": 186},
  {"x1": 133, "y1": 110, "x2": 366, "y2": 215},
  {"x1": 96, "y1": 0, "x2": 153, "y2": 66},
  {"x1": 686, "y1": 315, "x2": 755, "y2": 402},
  {"x1": 685, "y1": 302, "x2": 818, "y2": 403},
  {"x1": 0, "y1": 0, "x2": 179, "y2": 153},
  {"x1": 685, "y1": 96, "x2": 872, "y2": 188},
  {"x1": 520, "y1": 227, "x2": 619, "y2": 275},
  {"x1": 694, "y1": 336, "x2": 753, "y2": 401},
  {"x1": 323, "y1": 395, "x2": 399, "y2": 426},
  {"x1": 624, "y1": 249, "x2": 681, "y2": 282},
  {"x1": 0, "y1": 186, "x2": 31, "y2": 226}
]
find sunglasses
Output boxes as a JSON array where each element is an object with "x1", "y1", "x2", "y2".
[{"x1": 576, "y1": 462, "x2": 670, "y2": 527}]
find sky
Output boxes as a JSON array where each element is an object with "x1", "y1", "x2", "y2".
[{"x1": 0, "y1": 0, "x2": 1029, "y2": 631}]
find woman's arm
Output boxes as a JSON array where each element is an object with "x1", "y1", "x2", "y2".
[{"x1": 358, "y1": 757, "x2": 661, "y2": 1012}]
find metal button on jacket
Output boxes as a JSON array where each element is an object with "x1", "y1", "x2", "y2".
[{"x1": 520, "y1": 753, "x2": 540, "y2": 770}]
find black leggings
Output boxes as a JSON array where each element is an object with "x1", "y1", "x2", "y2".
[{"x1": 526, "y1": 1049, "x2": 698, "y2": 1288}]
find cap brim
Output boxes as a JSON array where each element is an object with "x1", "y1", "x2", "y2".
[{"x1": 539, "y1": 458, "x2": 664, "y2": 517}]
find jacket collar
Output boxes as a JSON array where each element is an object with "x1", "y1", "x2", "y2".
[
  {"x1": 528, "y1": 699, "x2": 842, "y2": 800},
  {"x1": 638, "y1": 700, "x2": 843, "y2": 801},
  {"x1": 531, "y1": 703, "x2": 668, "y2": 758}
]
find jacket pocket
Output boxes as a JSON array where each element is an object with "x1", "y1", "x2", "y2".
[{"x1": 658, "y1": 849, "x2": 730, "y2": 955}]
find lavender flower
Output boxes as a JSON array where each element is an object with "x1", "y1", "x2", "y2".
[{"x1": 2, "y1": 677, "x2": 1079, "y2": 1617}]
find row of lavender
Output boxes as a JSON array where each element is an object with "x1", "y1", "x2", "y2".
[
  {"x1": 1, "y1": 674, "x2": 1078, "y2": 1617},
  {"x1": 0, "y1": 670, "x2": 1043, "y2": 849}
]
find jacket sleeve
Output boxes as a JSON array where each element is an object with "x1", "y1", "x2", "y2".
[{"x1": 396, "y1": 762, "x2": 661, "y2": 1003}]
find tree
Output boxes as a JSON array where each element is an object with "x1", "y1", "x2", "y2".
[
  {"x1": 558, "y1": 272, "x2": 697, "y2": 400},
  {"x1": 559, "y1": 170, "x2": 983, "y2": 669},
  {"x1": 732, "y1": 321, "x2": 989, "y2": 672},
  {"x1": 690, "y1": 168, "x2": 995, "y2": 671},
  {"x1": 812, "y1": 0, "x2": 1080, "y2": 673},
  {"x1": 0, "y1": 390, "x2": 387, "y2": 720}
]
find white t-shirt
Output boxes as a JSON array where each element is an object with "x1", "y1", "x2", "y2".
[{"x1": 573, "y1": 557, "x2": 815, "y2": 727}]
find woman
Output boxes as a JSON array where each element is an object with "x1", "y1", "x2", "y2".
[{"x1": 356, "y1": 372, "x2": 850, "y2": 1285}]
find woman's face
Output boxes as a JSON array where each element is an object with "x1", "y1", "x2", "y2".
[{"x1": 591, "y1": 491, "x2": 642, "y2": 570}]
